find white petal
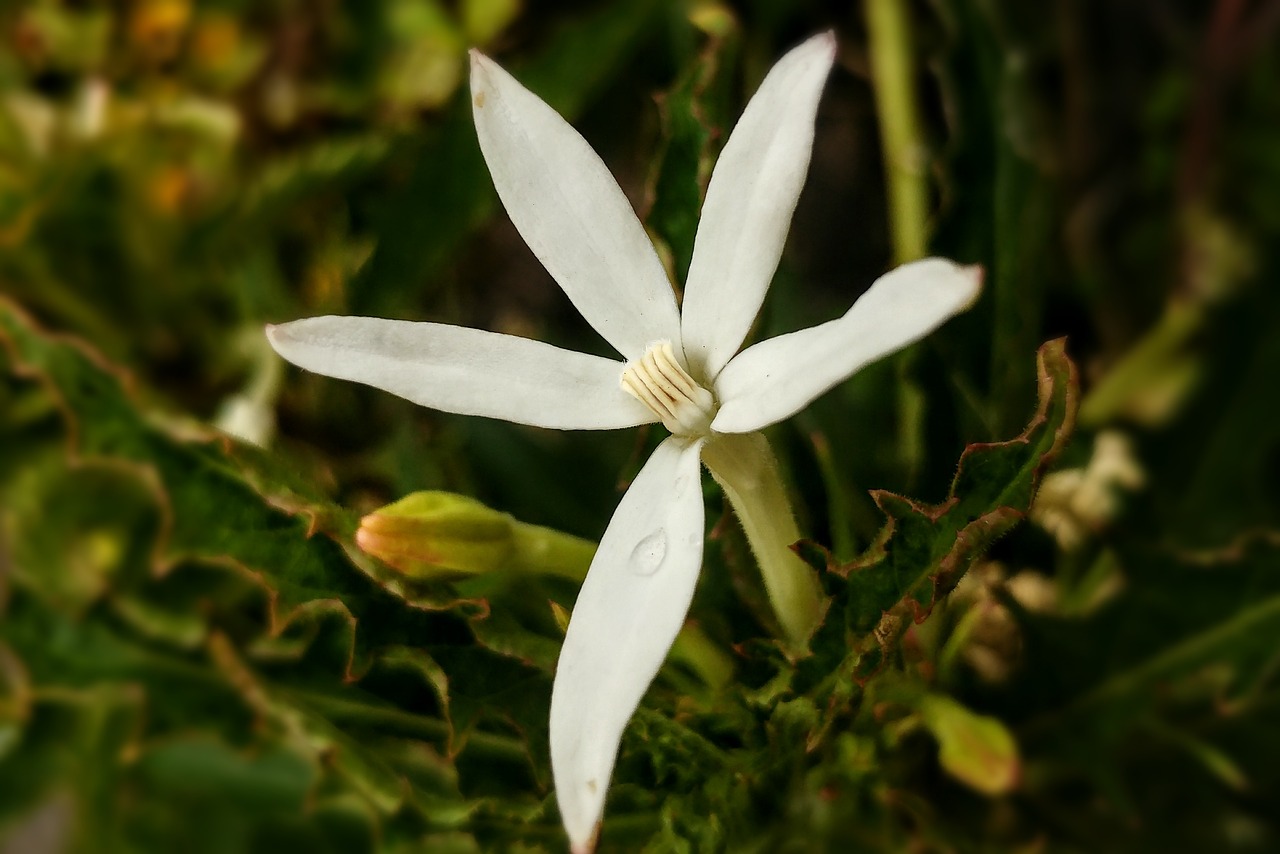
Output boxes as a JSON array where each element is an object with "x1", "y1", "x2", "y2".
[
  {"x1": 679, "y1": 32, "x2": 837, "y2": 381},
  {"x1": 550, "y1": 436, "x2": 706, "y2": 850},
  {"x1": 266, "y1": 316, "x2": 656, "y2": 431},
  {"x1": 470, "y1": 51, "x2": 681, "y2": 361},
  {"x1": 712, "y1": 259, "x2": 983, "y2": 433}
]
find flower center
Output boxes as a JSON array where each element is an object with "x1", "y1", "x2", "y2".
[{"x1": 620, "y1": 341, "x2": 717, "y2": 437}]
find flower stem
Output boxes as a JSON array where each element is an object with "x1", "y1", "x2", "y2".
[
  {"x1": 701, "y1": 432, "x2": 826, "y2": 652},
  {"x1": 867, "y1": 0, "x2": 932, "y2": 483},
  {"x1": 669, "y1": 621, "x2": 737, "y2": 691},
  {"x1": 510, "y1": 520, "x2": 598, "y2": 580},
  {"x1": 865, "y1": 0, "x2": 929, "y2": 265}
]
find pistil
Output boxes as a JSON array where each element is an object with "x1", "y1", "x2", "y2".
[{"x1": 620, "y1": 341, "x2": 717, "y2": 436}]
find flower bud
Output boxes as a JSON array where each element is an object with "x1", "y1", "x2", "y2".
[
  {"x1": 358, "y1": 491, "x2": 599, "y2": 581},
  {"x1": 357, "y1": 491, "x2": 516, "y2": 578}
]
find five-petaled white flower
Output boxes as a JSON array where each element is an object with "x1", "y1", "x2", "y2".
[{"x1": 267, "y1": 31, "x2": 981, "y2": 853}]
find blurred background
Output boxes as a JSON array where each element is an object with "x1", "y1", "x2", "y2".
[{"x1": 1, "y1": 0, "x2": 1278, "y2": 852}]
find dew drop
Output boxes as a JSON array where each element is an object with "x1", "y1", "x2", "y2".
[{"x1": 628, "y1": 529, "x2": 667, "y2": 576}]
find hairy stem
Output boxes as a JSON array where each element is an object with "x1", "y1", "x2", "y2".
[{"x1": 702, "y1": 432, "x2": 826, "y2": 652}]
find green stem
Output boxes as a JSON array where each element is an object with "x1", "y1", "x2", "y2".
[
  {"x1": 668, "y1": 620, "x2": 736, "y2": 691},
  {"x1": 866, "y1": 0, "x2": 930, "y2": 265},
  {"x1": 282, "y1": 687, "x2": 529, "y2": 763},
  {"x1": 509, "y1": 520, "x2": 597, "y2": 580},
  {"x1": 701, "y1": 432, "x2": 826, "y2": 652},
  {"x1": 867, "y1": 0, "x2": 932, "y2": 482},
  {"x1": 1077, "y1": 301, "x2": 1203, "y2": 428}
]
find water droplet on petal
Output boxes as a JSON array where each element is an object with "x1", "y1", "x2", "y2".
[{"x1": 628, "y1": 529, "x2": 667, "y2": 576}]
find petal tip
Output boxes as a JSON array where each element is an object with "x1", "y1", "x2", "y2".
[
  {"x1": 960, "y1": 263, "x2": 985, "y2": 308},
  {"x1": 468, "y1": 50, "x2": 493, "y2": 102},
  {"x1": 797, "y1": 29, "x2": 837, "y2": 63},
  {"x1": 264, "y1": 322, "x2": 286, "y2": 350},
  {"x1": 569, "y1": 825, "x2": 600, "y2": 854}
]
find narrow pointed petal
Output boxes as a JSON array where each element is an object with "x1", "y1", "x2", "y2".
[
  {"x1": 712, "y1": 259, "x2": 983, "y2": 433},
  {"x1": 267, "y1": 316, "x2": 656, "y2": 431},
  {"x1": 470, "y1": 51, "x2": 681, "y2": 360},
  {"x1": 551, "y1": 436, "x2": 706, "y2": 849},
  {"x1": 680, "y1": 31, "x2": 837, "y2": 381}
]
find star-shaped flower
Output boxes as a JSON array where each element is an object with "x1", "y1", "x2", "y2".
[{"x1": 267, "y1": 32, "x2": 980, "y2": 852}]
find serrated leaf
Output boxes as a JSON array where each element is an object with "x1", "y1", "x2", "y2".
[
  {"x1": 0, "y1": 295, "x2": 557, "y2": 847},
  {"x1": 0, "y1": 297, "x2": 484, "y2": 652},
  {"x1": 812, "y1": 339, "x2": 1078, "y2": 681}
]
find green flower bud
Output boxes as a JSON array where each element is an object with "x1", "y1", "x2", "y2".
[
  {"x1": 357, "y1": 492, "x2": 515, "y2": 577},
  {"x1": 357, "y1": 491, "x2": 595, "y2": 580}
]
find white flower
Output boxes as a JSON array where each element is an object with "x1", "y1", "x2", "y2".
[
  {"x1": 1031, "y1": 430, "x2": 1145, "y2": 550},
  {"x1": 266, "y1": 32, "x2": 981, "y2": 852}
]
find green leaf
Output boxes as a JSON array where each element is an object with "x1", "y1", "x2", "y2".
[
  {"x1": 1005, "y1": 533, "x2": 1280, "y2": 846},
  {"x1": 811, "y1": 339, "x2": 1078, "y2": 682},
  {"x1": 1020, "y1": 533, "x2": 1280, "y2": 733},
  {"x1": 136, "y1": 738, "x2": 316, "y2": 812},
  {"x1": 644, "y1": 22, "x2": 740, "y2": 285},
  {"x1": 930, "y1": 0, "x2": 1061, "y2": 435},
  {"x1": 0, "y1": 296, "x2": 480, "y2": 635},
  {"x1": 0, "y1": 294, "x2": 564, "y2": 848},
  {"x1": 917, "y1": 693, "x2": 1019, "y2": 796}
]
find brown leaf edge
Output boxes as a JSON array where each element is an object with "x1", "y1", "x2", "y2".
[
  {"x1": 0, "y1": 296, "x2": 488, "y2": 682},
  {"x1": 802, "y1": 338, "x2": 1078, "y2": 683}
]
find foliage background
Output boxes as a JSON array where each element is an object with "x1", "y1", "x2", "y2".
[{"x1": 2, "y1": 0, "x2": 1278, "y2": 851}]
